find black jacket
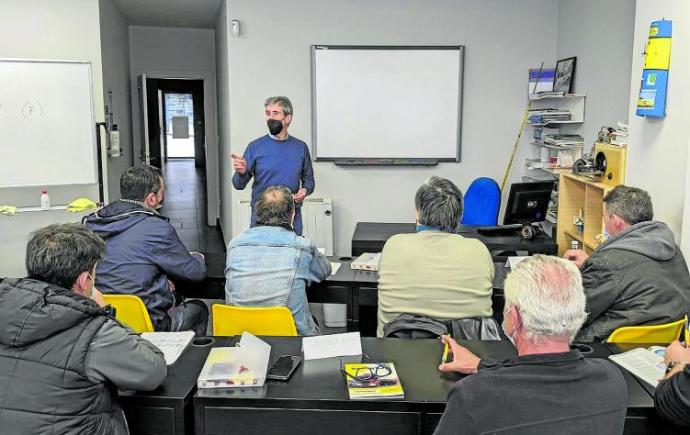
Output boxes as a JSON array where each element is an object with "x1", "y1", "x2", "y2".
[
  {"x1": 655, "y1": 365, "x2": 690, "y2": 427},
  {"x1": 576, "y1": 221, "x2": 690, "y2": 342},
  {"x1": 434, "y1": 351, "x2": 627, "y2": 435}
]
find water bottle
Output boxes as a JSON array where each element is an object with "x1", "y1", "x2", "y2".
[
  {"x1": 571, "y1": 240, "x2": 580, "y2": 250},
  {"x1": 109, "y1": 124, "x2": 121, "y2": 157},
  {"x1": 40, "y1": 189, "x2": 50, "y2": 210}
]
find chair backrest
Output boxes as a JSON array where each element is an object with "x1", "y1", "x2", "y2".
[
  {"x1": 461, "y1": 177, "x2": 501, "y2": 226},
  {"x1": 607, "y1": 317, "x2": 686, "y2": 344},
  {"x1": 103, "y1": 294, "x2": 154, "y2": 333},
  {"x1": 212, "y1": 304, "x2": 297, "y2": 336}
]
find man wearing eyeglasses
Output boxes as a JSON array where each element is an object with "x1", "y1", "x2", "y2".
[{"x1": 434, "y1": 255, "x2": 627, "y2": 435}]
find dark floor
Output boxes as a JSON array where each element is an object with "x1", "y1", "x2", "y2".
[{"x1": 160, "y1": 159, "x2": 225, "y2": 253}]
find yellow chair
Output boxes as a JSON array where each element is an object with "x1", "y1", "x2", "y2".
[
  {"x1": 103, "y1": 294, "x2": 154, "y2": 333},
  {"x1": 607, "y1": 316, "x2": 686, "y2": 344},
  {"x1": 212, "y1": 304, "x2": 297, "y2": 336}
]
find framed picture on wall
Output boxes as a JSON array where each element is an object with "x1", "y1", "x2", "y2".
[{"x1": 553, "y1": 57, "x2": 576, "y2": 93}]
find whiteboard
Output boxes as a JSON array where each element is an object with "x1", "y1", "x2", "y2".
[
  {"x1": 311, "y1": 46, "x2": 463, "y2": 162},
  {"x1": 0, "y1": 59, "x2": 97, "y2": 187}
]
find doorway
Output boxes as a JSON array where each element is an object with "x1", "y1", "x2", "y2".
[
  {"x1": 138, "y1": 77, "x2": 224, "y2": 253},
  {"x1": 144, "y1": 78, "x2": 205, "y2": 169}
]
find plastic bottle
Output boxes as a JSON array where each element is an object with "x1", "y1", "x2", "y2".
[
  {"x1": 109, "y1": 124, "x2": 121, "y2": 157},
  {"x1": 40, "y1": 189, "x2": 50, "y2": 210}
]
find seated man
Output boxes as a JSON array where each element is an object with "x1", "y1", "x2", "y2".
[
  {"x1": 435, "y1": 255, "x2": 627, "y2": 435},
  {"x1": 655, "y1": 340, "x2": 690, "y2": 427},
  {"x1": 225, "y1": 185, "x2": 331, "y2": 336},
  {"x1": 0, "y1": 223, "x2": 166, "y2": 434},
  {"x1": 563, "y1": 185, "x2": 690, "y2": 342},
  {"x1": 377, "y1": 176, "x2": 494, "y2": 337},
  {"x1": 84, "y1": 164, "x2": 208, "y2": 335}
]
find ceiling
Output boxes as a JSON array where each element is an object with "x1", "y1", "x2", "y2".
[{"x1": 110, "y1": 0, "x2": 223, "y2": 29}]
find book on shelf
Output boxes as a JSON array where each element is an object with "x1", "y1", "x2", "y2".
[
  {"x1": 608, "y1": 346, "x2": 667, "y2": 387},
  {"x1": 342, "y1": 362, "x2": 405, "y2": 400}
]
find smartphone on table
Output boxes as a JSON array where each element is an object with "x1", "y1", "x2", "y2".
[{"x1": 267, "y1": 355, "x2": 302, "y2": 381}]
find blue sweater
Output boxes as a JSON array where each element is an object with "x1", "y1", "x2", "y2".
[{"x1": 232, "y1": 134, "x2": 315, "y2": 207}]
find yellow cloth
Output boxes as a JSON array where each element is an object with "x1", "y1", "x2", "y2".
[
  {"x1": 67, "y1": 198, "x2": 98, "y2": 213},
  {"x1": 377, "y1": 231, "x2": 495, "y2": 337},
  {"x1": 0, "y1": 205, "x2": 17, "y2": 216}
]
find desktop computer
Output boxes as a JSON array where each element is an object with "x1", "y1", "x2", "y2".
[{"x1": 477, "y1": 181, "x2": 555, "y2": 239}]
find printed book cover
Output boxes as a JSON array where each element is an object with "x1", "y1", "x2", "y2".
[{"x1": 342, "y1": 362, "x2": 404, "y2": 400}]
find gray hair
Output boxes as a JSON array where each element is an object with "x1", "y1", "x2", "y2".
[
  {"x1": 26, "y1": 223, "x2": 105, "y2": 290},
  {"x1": 504, "y1": 255, "x2": 587, "y2": 342},
  {"x1": 603, "y1": 185, "x2": 653, "y2": 225},
  {"x1": 414, "y1": 176, "x2": 464, "y2": 233},
  {"x1": 264, "y1": 96, "x2": 293, "y2": 116},
  {"x1": 120, "y1": 165, "x2": 162, "y2": 201},
  {"x1": 255, "y1": 186, "x2": 295, "y2": 227}
]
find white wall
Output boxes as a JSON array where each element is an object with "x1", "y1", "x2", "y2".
[
  {"x1": 627, "y1": 1, "x2": 690, "y2": 241},
  {"x1": 556, "y1": 0, "x2": 635, "y2": 141},
  {"x1": 129, "y1": 26, "x2": 220, "y2": 225},
  {"x1": 0, "y1": 0, "x2": 105, "y2": 276},
  {"x1": 221, "y1": 0, "x2": 561, "y2": 255},
  {"x1": 215, "y1": 1, "x2": 233, "y2": 239},
  {"x1": 99, "y1": 0, "x2": 133, "y2": 201}
]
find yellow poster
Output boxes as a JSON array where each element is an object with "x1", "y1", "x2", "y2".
[{"x1": 645, "y1": 38, "x2": 671, "y2": 70}]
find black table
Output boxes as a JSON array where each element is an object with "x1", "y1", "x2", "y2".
[
  {"x1": 193, "y1": 337, "x2": 656, "y2": 435},
  {"x1": 351, "y1": 222, "x2": 558, "y2": 257},
  {"x1": 120, "y1": 338, "x2": 213, "y2": 434}
]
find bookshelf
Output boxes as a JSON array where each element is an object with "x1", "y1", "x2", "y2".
[{"x1": 556, "y1": 172, "x2": 614, "y2": 256}]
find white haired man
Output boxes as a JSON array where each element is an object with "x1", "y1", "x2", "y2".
[{"x1": 433, "y1": 255, "x2": 627, "y2": 435}]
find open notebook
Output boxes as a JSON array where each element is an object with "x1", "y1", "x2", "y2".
[{"x1": 141, "y1": 331, "x2": 195, "y2": 365}]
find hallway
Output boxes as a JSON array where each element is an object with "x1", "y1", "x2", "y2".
[{"x1": 160, "y1": 160, "x2": 225, "y2": 254}]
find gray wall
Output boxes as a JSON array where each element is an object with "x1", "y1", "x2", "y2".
[
  {"x1": 0, "y1": 0, "x2": 105, "y2": 276},
  {"x1": 220, "y1": 0, "x2": 561, "y2": 255},
  {"x1": 99, "y1": 0, "x2": 133, "y2": 201},
  {"x1": 556, "y1": 0, "x2": 635, "y2": 142},
  {"x1": 215, "y1": 1, "x2": 233, "y2": 238},
  {"x1": 129, "y1": 26, "x2": 220, "y2": 224}
]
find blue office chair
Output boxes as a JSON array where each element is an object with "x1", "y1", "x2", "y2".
[{"x1": 460, "y1": 177, "x2": 501, "y2": 226}]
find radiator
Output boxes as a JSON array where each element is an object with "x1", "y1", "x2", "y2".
[{"x1": 232, "y1": 197, "x2": 334, "y2": 255}]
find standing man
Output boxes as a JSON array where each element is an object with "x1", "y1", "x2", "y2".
[{"x1": 231, "y1": 96, "x2": 315, "y2": 235}]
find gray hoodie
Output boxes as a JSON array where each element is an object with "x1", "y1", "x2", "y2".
[{"x1": 576, "y1": 221, "x2": 690, "y2": 342}]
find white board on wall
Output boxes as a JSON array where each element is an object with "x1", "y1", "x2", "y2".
[
  {"x1": 311, "y1": 46, "x2": 463, "y2": 162},
  {"x1": 0, "y1": 59, "x2": 97, "y2": 187}
]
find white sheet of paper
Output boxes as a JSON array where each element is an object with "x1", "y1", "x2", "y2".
[
  {"x1": 505, "y1": 256, "x2": 530, "y2": 269},
  {"x1": 302, "y1": 332, "x2": 363, "y2": 360},
  {"x1": 330, "y1": 262, "x2": 341, "y2": 276},
  {"x1": 141, "y1": 331, "x2": 194, "y2": 365}
]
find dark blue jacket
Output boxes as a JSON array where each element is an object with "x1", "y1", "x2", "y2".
[{"x1": 84, "y1": 201, "x2": 206, "y2": 329}]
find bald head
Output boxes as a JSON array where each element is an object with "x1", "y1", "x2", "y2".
[{"x1": 255, "y1": 186, "x2": 295, "y2": 227}]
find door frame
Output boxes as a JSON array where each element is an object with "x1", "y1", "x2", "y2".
[{"x1": 132, "y1": 68, "x2": 220, "y2": 226}]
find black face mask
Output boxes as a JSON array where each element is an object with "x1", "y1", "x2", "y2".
[{"x1": 267, "y1": 119, "x2": 283, "y2": 136}]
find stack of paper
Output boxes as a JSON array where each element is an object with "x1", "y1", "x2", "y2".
[{"x1": 141, "y1": 331, "x2": 194, "y2": 365}]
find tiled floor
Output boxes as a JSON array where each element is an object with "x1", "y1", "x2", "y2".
[{"x1": 160, "y1": 159, "x2": 225, "y2": 254}]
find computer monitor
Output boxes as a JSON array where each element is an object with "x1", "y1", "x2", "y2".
[{"x1": 503, "y1": 181, "x2": 555, "y2": 225}]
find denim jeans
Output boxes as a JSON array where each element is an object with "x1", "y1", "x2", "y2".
[{"x1": 168, "y1": 299, "x2": 209, "y2": 336}]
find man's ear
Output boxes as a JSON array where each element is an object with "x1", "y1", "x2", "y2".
[
  {"x1": 72, "y1": 271, "x2": 90, "y2": 296},
  {"x1": 511, "y1": 306, "x2": 523, "y2": 331},
  {"x1": 144, "y1": 192, "x2": 157, "y2": 207},
  {"x1": 284, "y1": 113, "x2": 293, "y2": 126}
]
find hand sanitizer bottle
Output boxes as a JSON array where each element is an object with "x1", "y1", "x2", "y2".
[{"x1": 40, "y1": 189, "x2": 50, "y2": 210}]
